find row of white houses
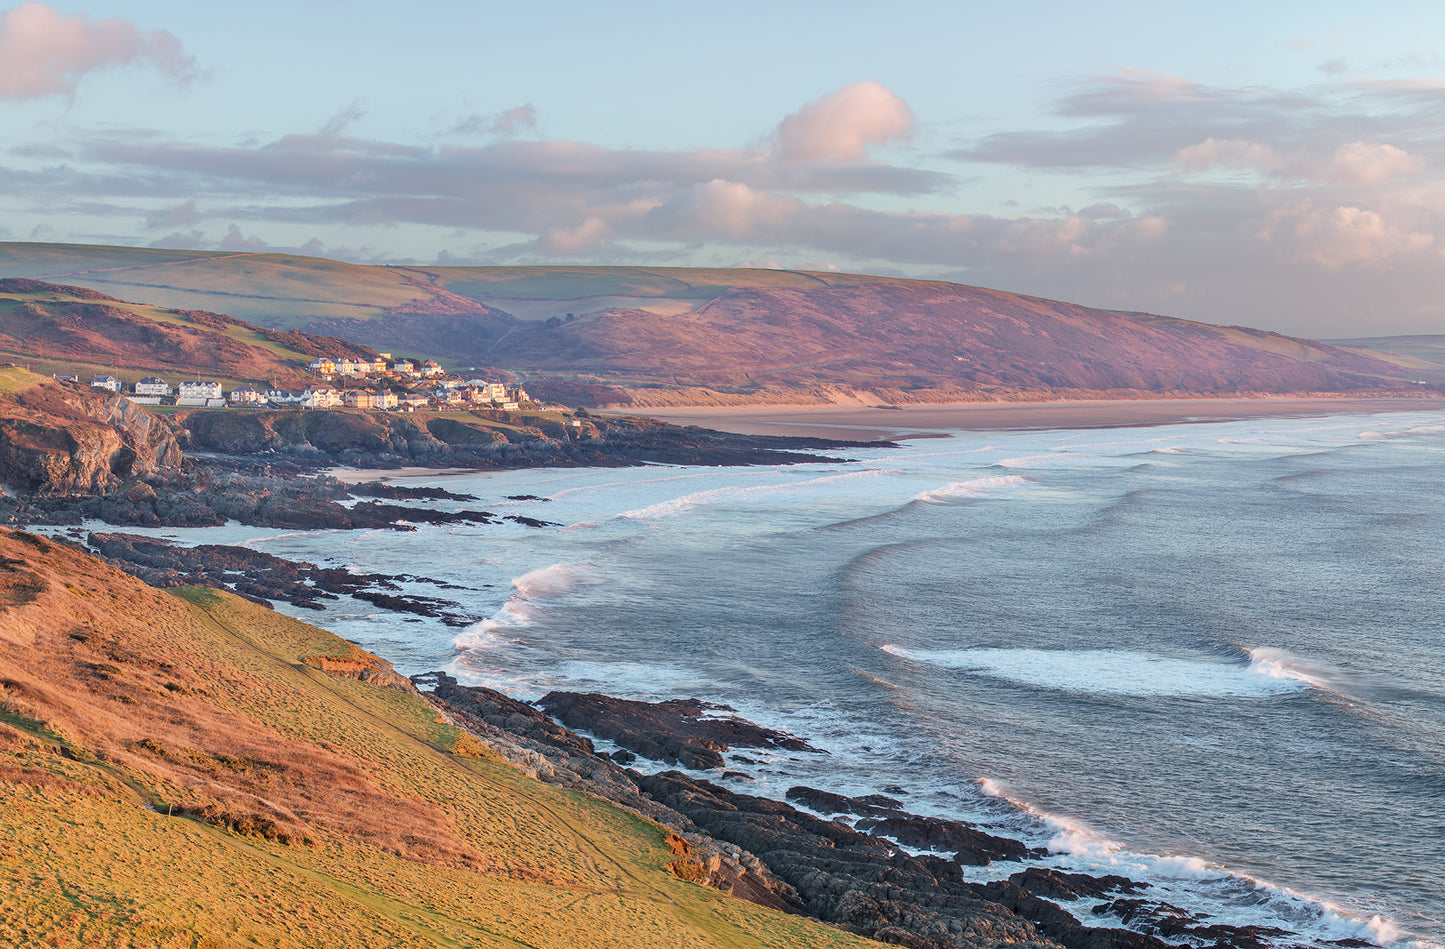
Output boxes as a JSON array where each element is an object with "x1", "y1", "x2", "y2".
[
  {"x1": 307, "y1": 355, "x2": 447, "y2": 378},
  {"x1": 75, "y1": 373, "x2": 530, "y2": 412}
]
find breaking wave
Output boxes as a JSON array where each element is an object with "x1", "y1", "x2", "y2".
[
  {"x1": 881, "y1": 645, "x2": 1313, "y2": 697},
  {"x1": 452, "y1": 562, "x2": 599, "y2": 650},
  {"x1": 914, "y1": 475, "x2": 1032, "y2": 503},
  {"x1": 974, "y1": 778, "x2": 1434, "y2": 949}
]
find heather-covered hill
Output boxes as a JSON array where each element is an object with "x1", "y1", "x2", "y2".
[
  {"x1": 0, "y1": 278, "x2": 373, "y2": 388},
  {"x1": 2, "y1": 242, "x2": 1434, "y2": 405},
  {"x1": 489, "y1": 279, "x2": 1426, "y2": 405}
]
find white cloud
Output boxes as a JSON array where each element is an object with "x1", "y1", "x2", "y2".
[
  {"x1": 0, "y1": 2, "x2": 194, "y2": 100},
  {"x1": 1176, "y1": 137, "x2": 1284, "y2": 173},
  {"x1": 773, "y1": 80, "x2": 914, "y2": 162},
  {"x1": 536, "y1": 216, "x2": 609, "y2": 253},
  {"x1": 646, "y1": 179, "x2": 801, "y2": 239},
  {"x1": 1328, "y1": 142, "x2": 1424, "y2": 185},
  {"x1": 1265, "y1": 202, "x2": 1434, "y2": 269}
]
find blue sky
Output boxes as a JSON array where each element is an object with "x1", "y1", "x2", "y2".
[{"x1": 4, "y1": 1, "x2": 1445, "y2": 336}]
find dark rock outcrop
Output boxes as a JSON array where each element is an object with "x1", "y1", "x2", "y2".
[
  {"x1": 86, "y1": 532, "x2": 476, "y2": 624},
  {"x1": 179, "y1": 407, "x2": 876, "y2": 471},
  {"x1": 537, "y1": 691, "x2": 816, "y2": 770}
]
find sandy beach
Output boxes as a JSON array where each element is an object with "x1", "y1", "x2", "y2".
[{"x1": 615, "y1": 397, "x2": 1445, "y2": 441}]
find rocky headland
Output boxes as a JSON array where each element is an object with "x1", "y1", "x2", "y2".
[{"x1": 0, "y1": 368, "x2": 877, "y2": 534}]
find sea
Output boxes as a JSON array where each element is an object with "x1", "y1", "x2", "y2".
[{"x1": 82, "y1": 409, "x2": 1445, "y2": 947}]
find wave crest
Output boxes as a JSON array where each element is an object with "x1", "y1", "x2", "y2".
[{"x1": 915, "y1": 475, "x2": 1031, "y2": 503}]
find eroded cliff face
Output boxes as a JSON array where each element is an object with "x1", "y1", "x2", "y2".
[{"x1": 0, "y1": 382, "x2": 183, "y2": 494}]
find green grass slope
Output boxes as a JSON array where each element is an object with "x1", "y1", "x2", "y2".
[{"x1": 0, "y1": 529, "x2": 873, "y2": 949}]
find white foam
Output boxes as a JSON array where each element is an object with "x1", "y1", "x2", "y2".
[
  {"x1": 451, "y1": 562, "x2": 599, "y2": 651},
  {"x1": 914, "y1": 475, "x2": 1032, "y2": 503},
  {"x1": 995, "y1": 452, "x2": 1092, "y2": 469},
  {"x1": 1358, "y1": 424, "x2": 1445, "y2": 440},
  {"x1": 976, "y1": 778, "x2": 1435, "y2": 948},
  {"x1": 1246, "y1": 647, "x2": 1347, "y2": 693},
  {"x1": 882, "y1": 645, "x2": 1309, "y2": 697},
  {"x1": 618, "y1": 468, "x2": 899, "y2": 520},
  {"x1": 511, "y1": 562, "x2": 599, "y2": 598}
]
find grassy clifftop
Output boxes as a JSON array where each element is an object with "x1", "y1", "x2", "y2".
[{"x1": 0, "y1": 529, "x2": 871, "y2": 948}]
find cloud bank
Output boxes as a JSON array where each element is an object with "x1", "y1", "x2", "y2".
[
  {"x1": 7, "y1": 65, "x2": 1445, "y2": 335},
  {"x1": 0, "y1": 2, "x2": 194, "y2": 100}
]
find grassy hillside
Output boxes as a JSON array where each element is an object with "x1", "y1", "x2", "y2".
[
  {"x1": 0, "y1": 243, "x2": 426, "y2": 326},
  {"x1": 0, "y1": 529, "x2": 873, "y2": 948},
  {"x1": 3, "y1": 242, "x2": 1437, "y2": 405},
  {"x1": 0, "y1": 279, "x2": 375, "y2": 388},
  {"x1": 1324, "y1": 335, "x2": 1445, "y2": 374}
]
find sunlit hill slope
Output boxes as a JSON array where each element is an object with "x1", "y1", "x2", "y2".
[
  {"x1": 0, "y1": 528, "x2": 874, "y2": 949},
  {"x1": 0, "y1": 242, "x2": 1435, "y2": 406}
]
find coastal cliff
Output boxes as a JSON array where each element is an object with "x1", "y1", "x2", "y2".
[{"x1": 0, "y1": 371, "x2": 183, "y2": 494}]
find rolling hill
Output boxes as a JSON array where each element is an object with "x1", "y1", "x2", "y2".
[
  {"x1": 0, "y1": 242, "x2": 1436, "y2": 406},
  {"x1": 0, "y1": 278, "x2": 375, "y2": 390}
]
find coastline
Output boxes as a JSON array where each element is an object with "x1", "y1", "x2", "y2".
[
  {"x1": 25, "y1": 403, "x2": 1444, "y2": 947},
  {"x1": 615, "y1": 397, "x2": 1445, "y2": 440}
]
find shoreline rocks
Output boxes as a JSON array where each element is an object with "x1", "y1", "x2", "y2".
[
  {"x1": 412, "y1": 676, "x2": 1300, "y2": 949},
  {"x1": 536, "y1": 691, "x2": 817, "y2": 771}
]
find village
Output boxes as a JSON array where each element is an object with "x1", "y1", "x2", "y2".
[{"x1": 66, "y1": 352, "x2": 535, "y2": 412}]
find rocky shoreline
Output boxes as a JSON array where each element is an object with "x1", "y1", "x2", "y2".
[
  {"x1": 411, "y1": 672, "x2": 1348, "y2": 949},
  {"x1": 0, "y1": 386, "x2": 1372, "y2": 948}
]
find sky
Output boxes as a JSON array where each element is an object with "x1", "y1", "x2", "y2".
[{"x1": 4, "y1": 1, "x2": 1445, "y2": 337}]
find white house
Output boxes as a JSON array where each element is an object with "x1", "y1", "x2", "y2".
[
  {"x1": 134, "y1": 377, "x2": 170, "y2": 397},
  {"x1": 228, "y1": 385, "x2": 263, "y2": 404},
  {"x1": 90, "y1": 375, "x2": 120, "y2": 392},
  {"x1": 266, "y1": 389, "x2": 306, "y2": 405},
  {"x1": 176, "y1": 381, "x2": 223, "y2": 406},
  {"x1": 303, "y1": 387, "x2": 342, "y2": 409}
]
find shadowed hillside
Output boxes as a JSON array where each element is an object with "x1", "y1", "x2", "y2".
[{"x1": 1, "y1": 242, "x2": 1434, "y2": 406}]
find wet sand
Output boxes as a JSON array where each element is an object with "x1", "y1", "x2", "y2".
[
  {"x1": 619, "y1": 397, "x2": 1445, "y2": 441},
  {"x1": 327, "y1": 466, "x2": 487, "y2": 484}
]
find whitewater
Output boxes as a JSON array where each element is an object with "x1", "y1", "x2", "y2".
[{"x1": 98, "y1": 410, "x2": 1445, "y2": 947}]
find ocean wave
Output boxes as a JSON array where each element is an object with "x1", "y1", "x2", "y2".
[
  {"x1": 976, "y1": 779, "x2": 1434, "y2": 949},
  {"x1": 995, "y1": 452, "x2": 1092, "y2": 469},
  {"x1": 1246, "y1": 646, "x2": 1349, "y2": 694},
  {"x1": 511, "y1": 561, "x2": 600, "y2": 598},
  {"x1": 619, "y1": 468, "x2": 901, "y2": 520},
  {"x1": 452, "y1": 562, "x2": 600, "y2": 651},
  {"x1": 881, "y1": 645, "x2": 1311, "y2": 697},
  {"x1": 914, "y1": 475, "x2": 1032, "y2": 503},
  {"x1": 995, "y1": 451, "x2": 1142, "y2": 470},
  {"x1": 1358, "y1": 423, "x2": 1445, "y2": 440}
]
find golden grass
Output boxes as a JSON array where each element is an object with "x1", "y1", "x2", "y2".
[
  {"x1": 0, "y1": 533, "x2": 872, "y2": 949},
  {"x1": 0, "y1": 365, "x2": 44, "y2": 396}
]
